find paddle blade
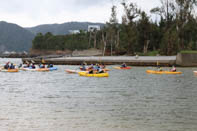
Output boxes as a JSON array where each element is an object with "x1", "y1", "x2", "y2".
[{"x1": 42, "y1": 59, "x2": 45, "y2": 64}]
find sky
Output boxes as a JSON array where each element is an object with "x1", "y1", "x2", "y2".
[{"x1": 0, "y1": 0, "x2": 161, "y2": 27}]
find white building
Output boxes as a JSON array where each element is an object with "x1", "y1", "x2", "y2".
[
  {"x1": 69, "y1": 30, "x2": 80, "y2": 34},
  {"x1": 3, "y1": 51, "x2": 10, "y2": 55},
  {"x1": 10, "y1": 51, "x2": 16, "y2": 54},
  {"x1": 88, "y1": 25, "x2": 101, "y2": 32}
]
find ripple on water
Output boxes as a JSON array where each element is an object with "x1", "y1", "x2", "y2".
[{"x1": 0, "y1": 60, "x2": 197, "y2": 131}]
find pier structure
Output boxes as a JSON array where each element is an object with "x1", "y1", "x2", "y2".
[{"x1": 22, "y1": 56, "x2": 177, "y2": 66}]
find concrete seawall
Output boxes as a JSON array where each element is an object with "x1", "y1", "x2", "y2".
[
  {"x1": 22, "y1": 56, "x2": 177, "y2": 66},
  {"x1": 176, "y1": 53, "x2": 197, "y2": 67}
]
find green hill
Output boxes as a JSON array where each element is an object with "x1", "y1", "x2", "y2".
[
  {"x1": 0, "y1": 21, "x2": 104, "y2": 52},
  {"x1": 0, "y1": 21, "x2": 35, "y2": 52},
  {"x1": 26, "y1": 22, "x2": 104, "y2": 35}
]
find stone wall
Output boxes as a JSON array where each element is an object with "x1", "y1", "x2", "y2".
[
  {"x1": 176, "y1": 53, "x2": 197, "y2": 67},
  {"x1": 72, "y1": 48, "x2": 102, "y2": 56},
  {"x1": 30, "y1": 49, "x2": 72, "y2": 56}
]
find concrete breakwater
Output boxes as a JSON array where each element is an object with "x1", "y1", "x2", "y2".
[
  {"x1": 176, "y1": 53, "x2": 197, "y2": 67},
  {"x1": 22, "y1": 56, "x2": 177, "y2": 66}
]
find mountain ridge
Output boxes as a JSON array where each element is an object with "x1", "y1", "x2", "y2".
[
  {"x1": 26, "y1": 21, "x2": 105, "y2": 35},
  {"x1": 0, "y1": 21, "x2": 35, "y2": 52},
  {"x1": 0, "y1": 21, "x2": 104, "y2": 52}
]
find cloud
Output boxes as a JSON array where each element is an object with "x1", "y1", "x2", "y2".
[{"x1": 0, "y1": 0, "x2": 161, "y2": 27}]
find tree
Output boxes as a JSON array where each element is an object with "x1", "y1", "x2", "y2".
[
  {"x1": 107, "y1": 5, "x2": 119, "y2": 55},
  {"x1": 32, "y1": 33, "x2": 44, "y2": 49},
  {"x1": 137, "y1": 11, "x2": 151, "y2": 54},
  {"x1": 175, "y1": 0, "x2": 197, "y2": 49},
  {"x1": 151, "y1": 0, "x2": 177, "y2": 55},
  {"x1": 121, "y1": 0, "x2": 140, "y2": 54}
]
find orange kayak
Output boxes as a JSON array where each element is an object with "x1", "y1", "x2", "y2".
[
  {"x1": 146, "y1": 70, "x2": 182, "y2": 74},
  {"x1": 1, "y1": 69, "x2": 19, "y2": 72},
  {"x1": 36, "y1": 68, "x2": 49, "y2": 72}
]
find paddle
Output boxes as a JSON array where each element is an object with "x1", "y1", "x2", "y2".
[{"x1": 41, "y1": 59, "x2": 45, "y2": 64}]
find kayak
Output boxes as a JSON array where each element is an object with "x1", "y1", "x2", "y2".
[
  {"x1": 80, "y1": 67, "x2": 110, "y2": 72},
  {"x1": 65, "y1": 69, "x2": 79, "y2": 74},
  {"x1": 78, "y1": 72, "x2": 109, "y2": 77},
  {"x1": 35, "y1": 68, "x2": 49, "y2": 72},
  {"x1": 48, "y1": 67, "x2": 57, "y2": 71},
  {"x1": 1, "y1": 69, "x2": 19, "y2": 72},
  {"x1": 146, "y1": 70, "x2": 182, "y2": 74},
  {"x1": 20, "y1": 67, "x2": 35, "y2": 71},
  {"x1": 114, "y1": 67, "x2": 131, "y2": 70},
  {"x1": 22, "y1": 68, "x2": 49, "y2": 72}
]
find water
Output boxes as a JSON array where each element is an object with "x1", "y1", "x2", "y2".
[{"x1": 0, "y1": 58, "x2": 197, "y2": 131}]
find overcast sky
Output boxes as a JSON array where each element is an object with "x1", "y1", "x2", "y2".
[{"x1": 0, "y1": 0, "x2": 161, "y2": 27}]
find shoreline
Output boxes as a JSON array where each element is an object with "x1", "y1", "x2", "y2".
[
  {"x1": 1, "y1": 53, "x2": 196, "y2": 67},
  {"x1": 22, "y1": 56, "x2": 177, "y2": 67}
]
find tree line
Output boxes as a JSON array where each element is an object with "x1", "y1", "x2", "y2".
[{"x1": 32, "y1": 0, "x2": 197, "y2": 55}]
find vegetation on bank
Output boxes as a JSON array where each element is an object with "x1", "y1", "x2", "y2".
[
  {"x1": 180, "y1": 50, "x2": 197, "y2": 54},
  {"x1": 32, "y1": 0, "x2": 197, "y2": 56},
  {"x1": 32, "y1": 31, "x2": 89, "y2": 51}
]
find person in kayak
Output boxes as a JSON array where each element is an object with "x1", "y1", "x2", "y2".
[
  {"x1": 9, "y1": 63, "x2": 15, "y2": 69},
  {"x1": 94, "y1": 63, "x2": 100, "y2": 70},
  {"x1": 26, "y1": 63, "x2": 31, "y2": 68},
  {"x1": 4, "y1": 62, "x2": 10, "y2": 69},
  {"x1": 88, "y1": 64, "x2": 94, "y2": 70},
  {"x1": 88, "y1": 68, "x2": 94, "y2": 74},
  {"x1": 18, "y1": 63, "x2": 23, "y2": 68},
  {"x1": 31, "y1": 63, "x2": 36, "y2": 69},
  {"x1": 97, "y1": 67, "x2": 104, "y2": 73},
  {"x1": 100, "y1": 63, "x2": 106, "y2": 69},
  {"x1": 82, "y1": 64, "x2": 86, "y2": 71},
  {"x1": 47, "y1": 64, "x2": 53, "y2": 68},
  {"x1": 39, "y1": 64, "x2": 45, "y2": 68},
  {"x1": 80, "y1": 62, "x2": 87, "y2": 71},
  {"x1": 121, "y1": 63, "x2": 127, "y2": 68},
  {"x1": 157, "y1": 66, "x2": 163, "y2": 71},
  {"x1": 171, "y1": 65, "x2": 176, "y2": 72}
]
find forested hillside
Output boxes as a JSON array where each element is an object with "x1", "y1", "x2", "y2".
[
  {"x1": 0, "y1": 21, "x2": 104, "y2": 52},
  {"x1": 32, "y1": 0, "x2": 197, "y2": 55},
  {"x1": 0, "y1": 21, "x2": 35, "y2": 52},
  {"x1": 27, "y1": 22, "x2": 104, "y2": 35}
]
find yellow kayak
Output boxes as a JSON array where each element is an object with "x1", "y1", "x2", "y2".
[
  {"x1": 78, "y1": 72, "x2": 109, "y2": 77},
  {"x1": 1, "y1": 69, "x2": 19, "y2": 72},
  {"x1": 146, "y1": 70, "x2": 182, "y2": 74}
]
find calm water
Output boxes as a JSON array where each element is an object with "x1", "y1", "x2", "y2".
[{"x1": 0, "y1": 58, "x2": 197, "y2": 131}]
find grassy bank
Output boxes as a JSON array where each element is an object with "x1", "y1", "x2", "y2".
[
  {"x1": 180, "y1": 50, "x2": 197, "y2": 54},
  {"x1": 138, "y1": 51, "x2": 159, "y2": 56}
]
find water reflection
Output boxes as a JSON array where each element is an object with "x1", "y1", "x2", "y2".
[{"x1": 0, "y1": 59, "x2": 196, "y2": 131}]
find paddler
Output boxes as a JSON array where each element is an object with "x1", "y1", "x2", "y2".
[
  {"x1": 9, "y1": 63, "x2": 15, "y2": 69},
  {"x1": 121, "y1": 63, "x2": 127, "y2": 68},
  {"x1": 88, "y1": 68, "x2": 94, "y2": 74},
  {"x1": 4, "y1": 62, "x2": 10, "y2": 69},
  {"x1": 157, "y1": 66, "x2": 163, "y2": 71},
  {"x1": 97, "y1": 67, "x2": 104, "y2": 73},
  {"x1": 171, "y1": 65, "x2": 176, "y2": 72}
]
